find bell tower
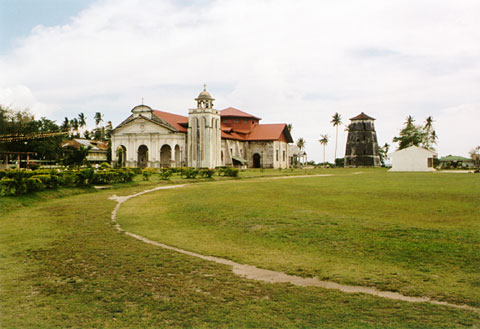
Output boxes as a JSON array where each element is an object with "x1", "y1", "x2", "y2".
[
  {"x1": 187, "y1": 85, "x2": 221, "y2": 168},
  {"x1": 344, "y1": 112, "x2": 381, "y2": 167}
]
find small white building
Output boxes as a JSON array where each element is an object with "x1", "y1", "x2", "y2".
[{"x1": 389, "y1": 146, "x2": 436, "y2": 172}]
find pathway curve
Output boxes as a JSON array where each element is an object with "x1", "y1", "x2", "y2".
[{"x1": 109, "y1": 178, "x2": 479, "y2": 314}]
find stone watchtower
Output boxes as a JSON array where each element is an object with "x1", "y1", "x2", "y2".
[
  {"x1": 187, "y1": 85, "x2": 222, "y2": 169},
  {"x1": 344, "y1": 112, "x2": 380, "y2": 167}
]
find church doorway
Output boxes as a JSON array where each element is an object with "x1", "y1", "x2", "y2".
[
  {"x1": 253, "y1": 153, "x2": 261, "y2": 168},
  {"x1": 138, "y1": 145, "x2": 148, "y2": 168},
  {"x1": 174, "y1": 145, "x2": 181, "y2": 167},
  {"x1": 160, "y1": 144, "x2": 172, "y2": 167},
  {"x1": 116, "y1": 145, "x2": 127, "y2": 167}
]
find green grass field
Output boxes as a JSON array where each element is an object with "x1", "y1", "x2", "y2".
[{"x1": 1, "y1": 169, "x2": 480, "y2": 328}]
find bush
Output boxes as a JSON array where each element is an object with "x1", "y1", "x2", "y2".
[
  {"x1": 100, "y1": 162, "x2": 111, "y2": 169},
  {"x1": 0, "y1": 168, "x2": 137, "y2": 195},
  {"x1": 184, "y1": 168, "x2": 198, "y2": 179},
  {"x1": 0, "y1": 178, "x2": 17, "y2": 196},
  {"x1": 142, "y1": 168, "x2": 157, "y2": 181},
  {"x1": 77, "y1": 168, "x2": 95, "y2": 186},
  {"x1": 199, "y1": 168, "x2": 215, "y2": 178},
  {"x1": 31, "y1": 174, "x2": 52, "y2": 189},
  {"x1": 224, "y1": 167, "x2": 239, "y2": 177},
  {"x1": 25, "y1": 177, "x2": 45, "y2": 192},
  {"x1": 159, "y1": 168, "x2": 173, "y2": 180}
]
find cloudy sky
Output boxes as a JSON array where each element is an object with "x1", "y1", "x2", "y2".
[{"x1": 1, "y1": 0, "x2": 479, "y2": 162}]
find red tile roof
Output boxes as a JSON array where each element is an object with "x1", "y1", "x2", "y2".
[
  {"x1": 350, "y1": 112, "x2": 375, "y2": 121},
  {"x1": 220, "y1": 107, "x2": 261, "y2": 120},
  {"x1": 150, "y1": 108, "x2": 291, "y2": 142},
  {"x1": 247, "y1": 124, "x2": 290, "y2": 142},
  {"x1": 153, "y1": 110, "x2": 188, "y2": 132}
]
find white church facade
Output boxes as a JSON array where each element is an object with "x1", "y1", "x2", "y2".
[{"x1": 110, "y1": 87, "x2": 293, "y2": 169}]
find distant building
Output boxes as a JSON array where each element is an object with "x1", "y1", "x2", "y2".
[
  {"x1": 344, "y1": 112, "x2": 380, "y2": 167},
  {"x1": 61, "y1": 139, "x2": 108, "y2": 163},
  {"x1": 110, "y1": 87, "x2": 293, "y2": 169},
  {"x1": 438, "y1": 155, "x2": 474, "y2": 169},
  {"x1": 388, "y1": 146, "x2": 436, "y2": 172}
]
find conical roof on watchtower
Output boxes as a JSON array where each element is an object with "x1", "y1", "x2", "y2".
[{"x1": 350, "y1": 112, "x2": 375, "y2": 121}]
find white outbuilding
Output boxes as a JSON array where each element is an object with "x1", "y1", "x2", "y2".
[{"x1": 389, "y1": 146, "x2": 437, "y2": 172}]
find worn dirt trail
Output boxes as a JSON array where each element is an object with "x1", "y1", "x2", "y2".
[{"x1": 109, "y1": 179, "x2": 479, "y2": 314}]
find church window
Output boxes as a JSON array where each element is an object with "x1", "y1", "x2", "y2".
[
  {"x1": 283, "y1": 150, "x2": 286, "y2": 161},
  {"x1": 276, "y1": 150, "x2": 279, "y2": 161},
  {"x1": 234, "y1": 119, "x2": 239, "y2": 123},
  {"x1": 243, "y1": 119, "x2": 248, "y2": 123}
]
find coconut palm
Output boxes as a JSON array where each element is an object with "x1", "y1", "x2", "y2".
[
  {"x1": 61, "y1": 117, "x2": 70, "y2": 132},
  {"x1": 78, "y1": 113, "x2": 87, "y2": 130},
  {"x1": 331, "y1": 113, "x2": 342, "y2": 162},
  {"x1": 319, "y1": 134, "x2": 329, "y2": 167},
  {"x1": 423, "y1": 116, "x2": 436, "y2": 150},
  {"x1": 70, "y1": 118, "x2": 79, "y2": 137},
  {"x1": 296, "y1": 137, "x2": 305, "y2": 150},
  {"x1": 286, "y1": 123, "x2": 292, "y2": 133},
  {"x1": 94, "y1": 112, "x2": 103, "y2": 127}
]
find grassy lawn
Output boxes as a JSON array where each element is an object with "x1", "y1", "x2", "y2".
[
  {"x1": 117, "y1": 169, "x2": 480, "y2": 309},
  {"x1": 1, "y1": 170, "x2": 479, "y2": 327}
]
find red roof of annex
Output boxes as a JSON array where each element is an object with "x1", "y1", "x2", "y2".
[{"x1": 152, "y1": 108, "x2": 292, "y2": 142}]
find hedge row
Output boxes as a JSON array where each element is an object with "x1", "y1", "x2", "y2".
[
  {"x1": 0, "y1": 168, "x2": 135, "y2": 196},
  {"x1": 140, "y1": 167, "x2": 239, "y2": 180}
]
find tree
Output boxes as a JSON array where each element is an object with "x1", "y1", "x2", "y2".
[
  {"x1": 331, "y1": 112, "x2": 342, "y2": 162},
  {"x1": 470, "y1": 146, "x2": 480, "y2": 171},
  {"x1": 62, "y1": 145, "x2": 91, "y2": 168},
  {"x1": 319, "y1": 134, "x2": 329, "y2": 167},
  {"x1": 94, "y1": 112, "x2": 103, "y2": 127},
  {"x1": 392, "y1": 116, "x2": 436, "y2": 151},
  {"x1": 378, "y1": 142, "x2": 390, "y2": 167},
  {"x1": 286, "y1": 124, "x2": 292, "y2": 133},
  {"x1": 78, "y1": 113, "x2": 87, "y2": 131},
  {"x1": 0, "y1": 105, "x2": 66, "y2": 160},
  {"x1": 61, "y1": 117, "x2": 70, "y2": 132},
  {"x1": 423, "y1": 116, "x2": 437, "y2": 151},
  {"x1": 296, "y1": 137, "x2": 306, "y2": 150},
  {"x1": 70, "y1": 118, "x2": 79, "y2": 138}
]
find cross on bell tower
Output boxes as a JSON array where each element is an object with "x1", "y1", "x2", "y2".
[{"x1": 195, "y1": 84, "x2": 214, "y2": 109}]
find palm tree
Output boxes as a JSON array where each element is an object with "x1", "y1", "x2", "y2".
[
  {"x1": 94, "y1": 112, "x2": 103, "y2": 127},
  {"x1": 286, "y1": 124, "x2": 292, "y2": 133},
  {"x1": 61, "y1": 117, "x2": 70, "y2": 132},
  {"x1": 78, "y1": 113, "x2": 87, "y2": 130},
  {"x1": 319, "y1": 134, "x2": 329, "y2": 167},
  {"x1": 296, "y1": 137, "x2": 306, "y2": 166},
  {"x1": 331, "y1": 113, "x2": 342, "y2": 162},
  {"x1": 296, "y1": 137, "x2": 305, "y2": 150},
  {"x1": 423, "y1": 116, "x2": 436, "y2": 150},
  {"x1": 70, "y1": 118, "x2": 79, "y2": 137}
]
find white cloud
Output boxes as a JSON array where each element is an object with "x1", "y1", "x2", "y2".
[
  {"x1": 0, "y1": 85, "x2": 55, "y2": 117},
  {"x1": 1, "y1": 0, "x2": 479, "y2": 160}
]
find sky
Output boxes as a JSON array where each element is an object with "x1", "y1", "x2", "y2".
[{"x1": 0, "y1": 0, "x2": 479, "y2": 162}]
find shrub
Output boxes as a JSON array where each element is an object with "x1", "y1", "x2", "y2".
[
  {"x1": 199, "y1": 168, "x2": 215, "y2": 178},
  {"x1": 31, "y1": 174, "x2": 52, "y2": 189},
  {"x1": 77, "y1": 168, "x2": 95, "y2": 186},
  {"x1": 224, "y1": 167, "x2": 239, "y2": 177},
  {"x1": 100, "y1": 162, "x2": 111, "y2": 169},
  {"x1": 159, "y1": 168, "x2": 173, "y2": 180},
  {"x1": 0, "y1": 178, "x2": 17, "y2": 196},
  {"x1": 184, "y1": 167, "x2": 198, "y2": 179},
  {"x1": 142, "y1": 168, "x2": 157, "y2": 181},
  {"x1": 25, "y1": 177, "x2": 45, "y2": 192}
]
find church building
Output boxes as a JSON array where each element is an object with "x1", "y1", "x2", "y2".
[{"x1": 111, "y1": 87, "x2": 293, "y2": 169}]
